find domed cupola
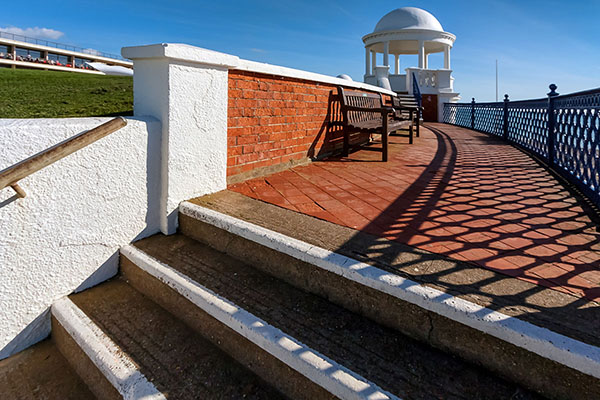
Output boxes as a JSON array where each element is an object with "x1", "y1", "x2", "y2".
[
  {"x1": 374, "y1": 7, "x2": 444, "y2": 33},
  {"x1": 362, "y1": 7, "x2": 460, "y2": 122}
]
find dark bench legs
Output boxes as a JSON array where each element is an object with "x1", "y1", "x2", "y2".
[
  {"x1": 382, "y1": 116, "x2": 388, "y2": 162},
  {"x1": 416, "y1": 113, "x2": 420, "y2": 137},
  {"x1": 343, "y1": 131, "x2": 349, "y2": 157}
]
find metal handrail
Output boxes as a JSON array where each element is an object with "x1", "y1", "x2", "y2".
[
  {"x1": 411, "y1": 72, "x2": 422, "y2": 108},
  {"x1": 0, "y1": 117, "x2": 127, "y2": 198}
]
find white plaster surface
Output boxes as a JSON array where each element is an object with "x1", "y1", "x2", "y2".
[
  {"x1": 52, "y1": 297, "x2": 165, "y2": 399},
  {"x1": 121, "y1": 245, "x2": 397, "y2": 400},
  {"x1": 126, "y1": 45, "x2": 231, "y2": 234},
  {"x1": 180, "y1": 201, "x2": 600, "y2": 380},
  {"x1": 0, "y1": 117, "x2": 162, "y2": 359}
]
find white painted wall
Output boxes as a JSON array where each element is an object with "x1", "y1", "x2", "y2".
[
  {"x1": 123, "y1": 44, "x2": 238, "y2": 234},
  {"x1": 0, "y1": 117, "x2": 161, "y2": 359}
]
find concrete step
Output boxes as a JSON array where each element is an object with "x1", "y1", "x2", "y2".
[
  {"x1": 177, "y1": 198, "x2": 600, "y2": 400},
  {"x1": 52, "y1": 279, "x2": 284, "y2": 400},
  {"x1": 0, "y1": 338, "x2": 95, "y2": 399},
  {"x1": 124, "y1": 233, "x2": 541, "y2": 400}
]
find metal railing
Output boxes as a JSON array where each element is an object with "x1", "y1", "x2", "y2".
[
  {"x1": 0, "y1": 117, "x2": 127, "y2": 198},
  {"x1": 443, "y1": 85, "x2": 600, "y2": 207},
  {"x1": 0, "y1": 30, "x2": 127, "y2": 61}
]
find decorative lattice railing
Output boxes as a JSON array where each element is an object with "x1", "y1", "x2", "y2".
[{"x1": 443, "y1": 85, "x2": 600, "y2": 207}]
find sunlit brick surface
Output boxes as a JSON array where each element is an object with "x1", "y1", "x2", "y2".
[
  {"x1": 230, "y1": 123, "x2": 600, "y2": 301},
  {"x1": 227, "y1": 70, "x2": 387, "y2": 178}
]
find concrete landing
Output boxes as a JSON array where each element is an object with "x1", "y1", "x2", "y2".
[{"x1": 229, "y1": 123, "x2": 600, "y2": 302}]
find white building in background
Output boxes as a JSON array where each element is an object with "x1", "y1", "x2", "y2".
[
  {"x1": 0, "y1": 31, "x2": 132, "y2": 75},
  {"x1": 363, "y1": 7, "x2": 460, "y2": 122}
]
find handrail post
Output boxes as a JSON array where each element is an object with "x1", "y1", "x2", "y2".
[
  {"x1": 503, "y1": 94, "x2": 509, "y2": 140},
  {"x1": 471, "y1": 97, "x2": 475, "y2": 130},
  {"x1": 547, "y1": 84, "x2": 559, "y2": 167}
]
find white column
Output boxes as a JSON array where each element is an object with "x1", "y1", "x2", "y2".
[
  {"x1": 418, "y1": 40, "x2": 425, "y2": 69},
  {"x1": 444, "y1": 45, "x2": 451, "y2": 69},
  {"x1": 122, "y1": 43, "x2": 239, "y2": 234},
  {"x1": 383, "y1": 41, "x2": 389, "y2": 67},
  {"x1": 371, "y1": 50, "x2": 376, "y2": 74},
  {"x1": 394, "y1": 54, "x2": 399, "y2": 74},
  {"x1": 365, "y1": 47, "x2": 370, "y2": 75},
  {"x1": 424, "y1": 53, "x2": 429, "y2": 69}
]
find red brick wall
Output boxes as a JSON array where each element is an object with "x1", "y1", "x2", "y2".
[{"x1": 227, "y1": 70, "x2": 388, "y2": 180}]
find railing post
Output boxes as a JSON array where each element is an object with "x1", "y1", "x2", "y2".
[
  {"x1": 547, "y1": 84, "x2": 559, "y2": 166},
  {"x1": 503, "y1": 94, "x2": 509, "y2": 140},
  {"x1": 471, "y1": 97, "x2": 475, "y2": 130}
]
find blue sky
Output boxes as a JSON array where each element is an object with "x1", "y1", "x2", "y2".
[{"x1": 3, "y1": 0, "x2": 599, "y2": 101}]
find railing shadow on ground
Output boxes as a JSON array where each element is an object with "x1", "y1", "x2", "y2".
[
  {"x1": 315, "y1": 123, "x2": 600, "y2": 343},
  {"x1": 444, "y1": 85, "x2": 600, "y2": 210}
]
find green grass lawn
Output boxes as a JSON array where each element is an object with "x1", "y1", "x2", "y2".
[{"x1": 0, "y1": 68, "x2": 133, "y2": 118}]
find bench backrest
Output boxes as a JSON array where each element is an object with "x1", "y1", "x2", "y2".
[{"x1": 338, "y1": 87, "x2": 385, "y2": 126}]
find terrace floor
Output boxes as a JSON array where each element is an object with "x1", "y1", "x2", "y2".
[{"x1": 229, "y1": 123, "x2": 600, "y2": 303}]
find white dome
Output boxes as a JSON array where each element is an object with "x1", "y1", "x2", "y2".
[{"x1": 374, "y1": 7, "x2": 444, "y2": 33}]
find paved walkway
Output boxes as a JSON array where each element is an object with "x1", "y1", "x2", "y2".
[{"x1": 230, "y1": 123, "x2": 600, "y2": 301}]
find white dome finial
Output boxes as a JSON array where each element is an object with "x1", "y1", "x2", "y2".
[{"x1": 374, "y1": 7, "x2": 444, "y2": 32}]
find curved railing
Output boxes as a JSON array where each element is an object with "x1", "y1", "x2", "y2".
[
  {"x1": 0, "y1": 30, "x2": 127, "y2": 61},
  {"x1": 443, "y1": 85, "x2": 600, "y2": 207}
]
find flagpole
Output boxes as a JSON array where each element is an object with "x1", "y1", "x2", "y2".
[{"x1": 496, "y1": 59, "x2": 499, "y2": 102}]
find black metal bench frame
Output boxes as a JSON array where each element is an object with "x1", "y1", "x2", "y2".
[
  {"x1": 338, "y1": 86, "x2": 412, "y2": 162},
  {"x1": 392, "y1": 95, "x2": 423, "y2": 138}
]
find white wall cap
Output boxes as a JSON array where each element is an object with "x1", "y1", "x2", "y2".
[
  {"x1": 122, "y1": 43, "x2": 396, "y2": 97},
  {"x1": 122, "y1": 43, "x2": 239, "y2": 69},
  {"x1": 236, "y1": 58, "x2": 397, "y2": 96}
]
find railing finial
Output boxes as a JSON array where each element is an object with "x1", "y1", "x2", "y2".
[
  {"x1": 504, "y1": 94, "x2": 509, "y2": 102},
  {"x1": 548, "y1": 84, "x2": 559, "y2": 97}
]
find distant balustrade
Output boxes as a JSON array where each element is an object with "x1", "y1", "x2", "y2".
[{"x1": 443, "y1": 85, "x2": 600, "y2": 207}]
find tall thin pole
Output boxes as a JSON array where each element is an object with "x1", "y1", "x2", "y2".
[{"x1": 496, "y1": 59, "x2": 499, "y2": 102}]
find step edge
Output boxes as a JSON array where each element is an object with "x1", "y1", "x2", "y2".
[
  {"x1": 121, "y1": 244, "x2": 400, "y2": 400},
  {"x1": 51, "y1": 297, "x2": 166, "y2": 400},
  {"x1": 179, "y1": 200, "x2": 600, "y2": 380}
]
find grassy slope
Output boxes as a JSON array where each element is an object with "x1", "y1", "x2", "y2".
[{"x1": 0, "y1": 68, "x2": 133, "y2": 118}]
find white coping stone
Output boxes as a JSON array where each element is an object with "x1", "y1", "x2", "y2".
[
  {"x1": 122, "y1": 43, "x2": 396, "y2": 96},
  {"x1": 51, "y1": 297, "x2": 165, "y2": 400},
  {"x1": 235, "y1": 58, "x2": 398, "y2": 96},
  {"x1": 179, "y1": 201, "x2": 600, "y2": 380},
  {"x1": 120, "y1": 245, "x2": 398, "y2": 400}
]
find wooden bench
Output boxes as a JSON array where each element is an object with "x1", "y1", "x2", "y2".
[
  {"x1": 338, "y1": 87, "x2": 412, "y2": 162},
  {"x1": 392, "y1": 94, "x2": 423, "y2": 138}
]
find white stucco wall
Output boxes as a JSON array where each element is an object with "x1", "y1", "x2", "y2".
[
  {"x1": 123, "y1": 44, "x2": 236, "y2": 234},
  {"x1": 0, "y1": 117, "x2": 162, "y2": 359}
]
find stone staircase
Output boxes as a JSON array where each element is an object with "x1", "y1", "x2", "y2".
[{"x1": 9, "y1": 197, "x2": 600, "y2": 399}]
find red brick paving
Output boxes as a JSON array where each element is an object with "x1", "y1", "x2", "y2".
[{"x1": 229, "y1": 123, "x2": 600, "y2": 301}]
